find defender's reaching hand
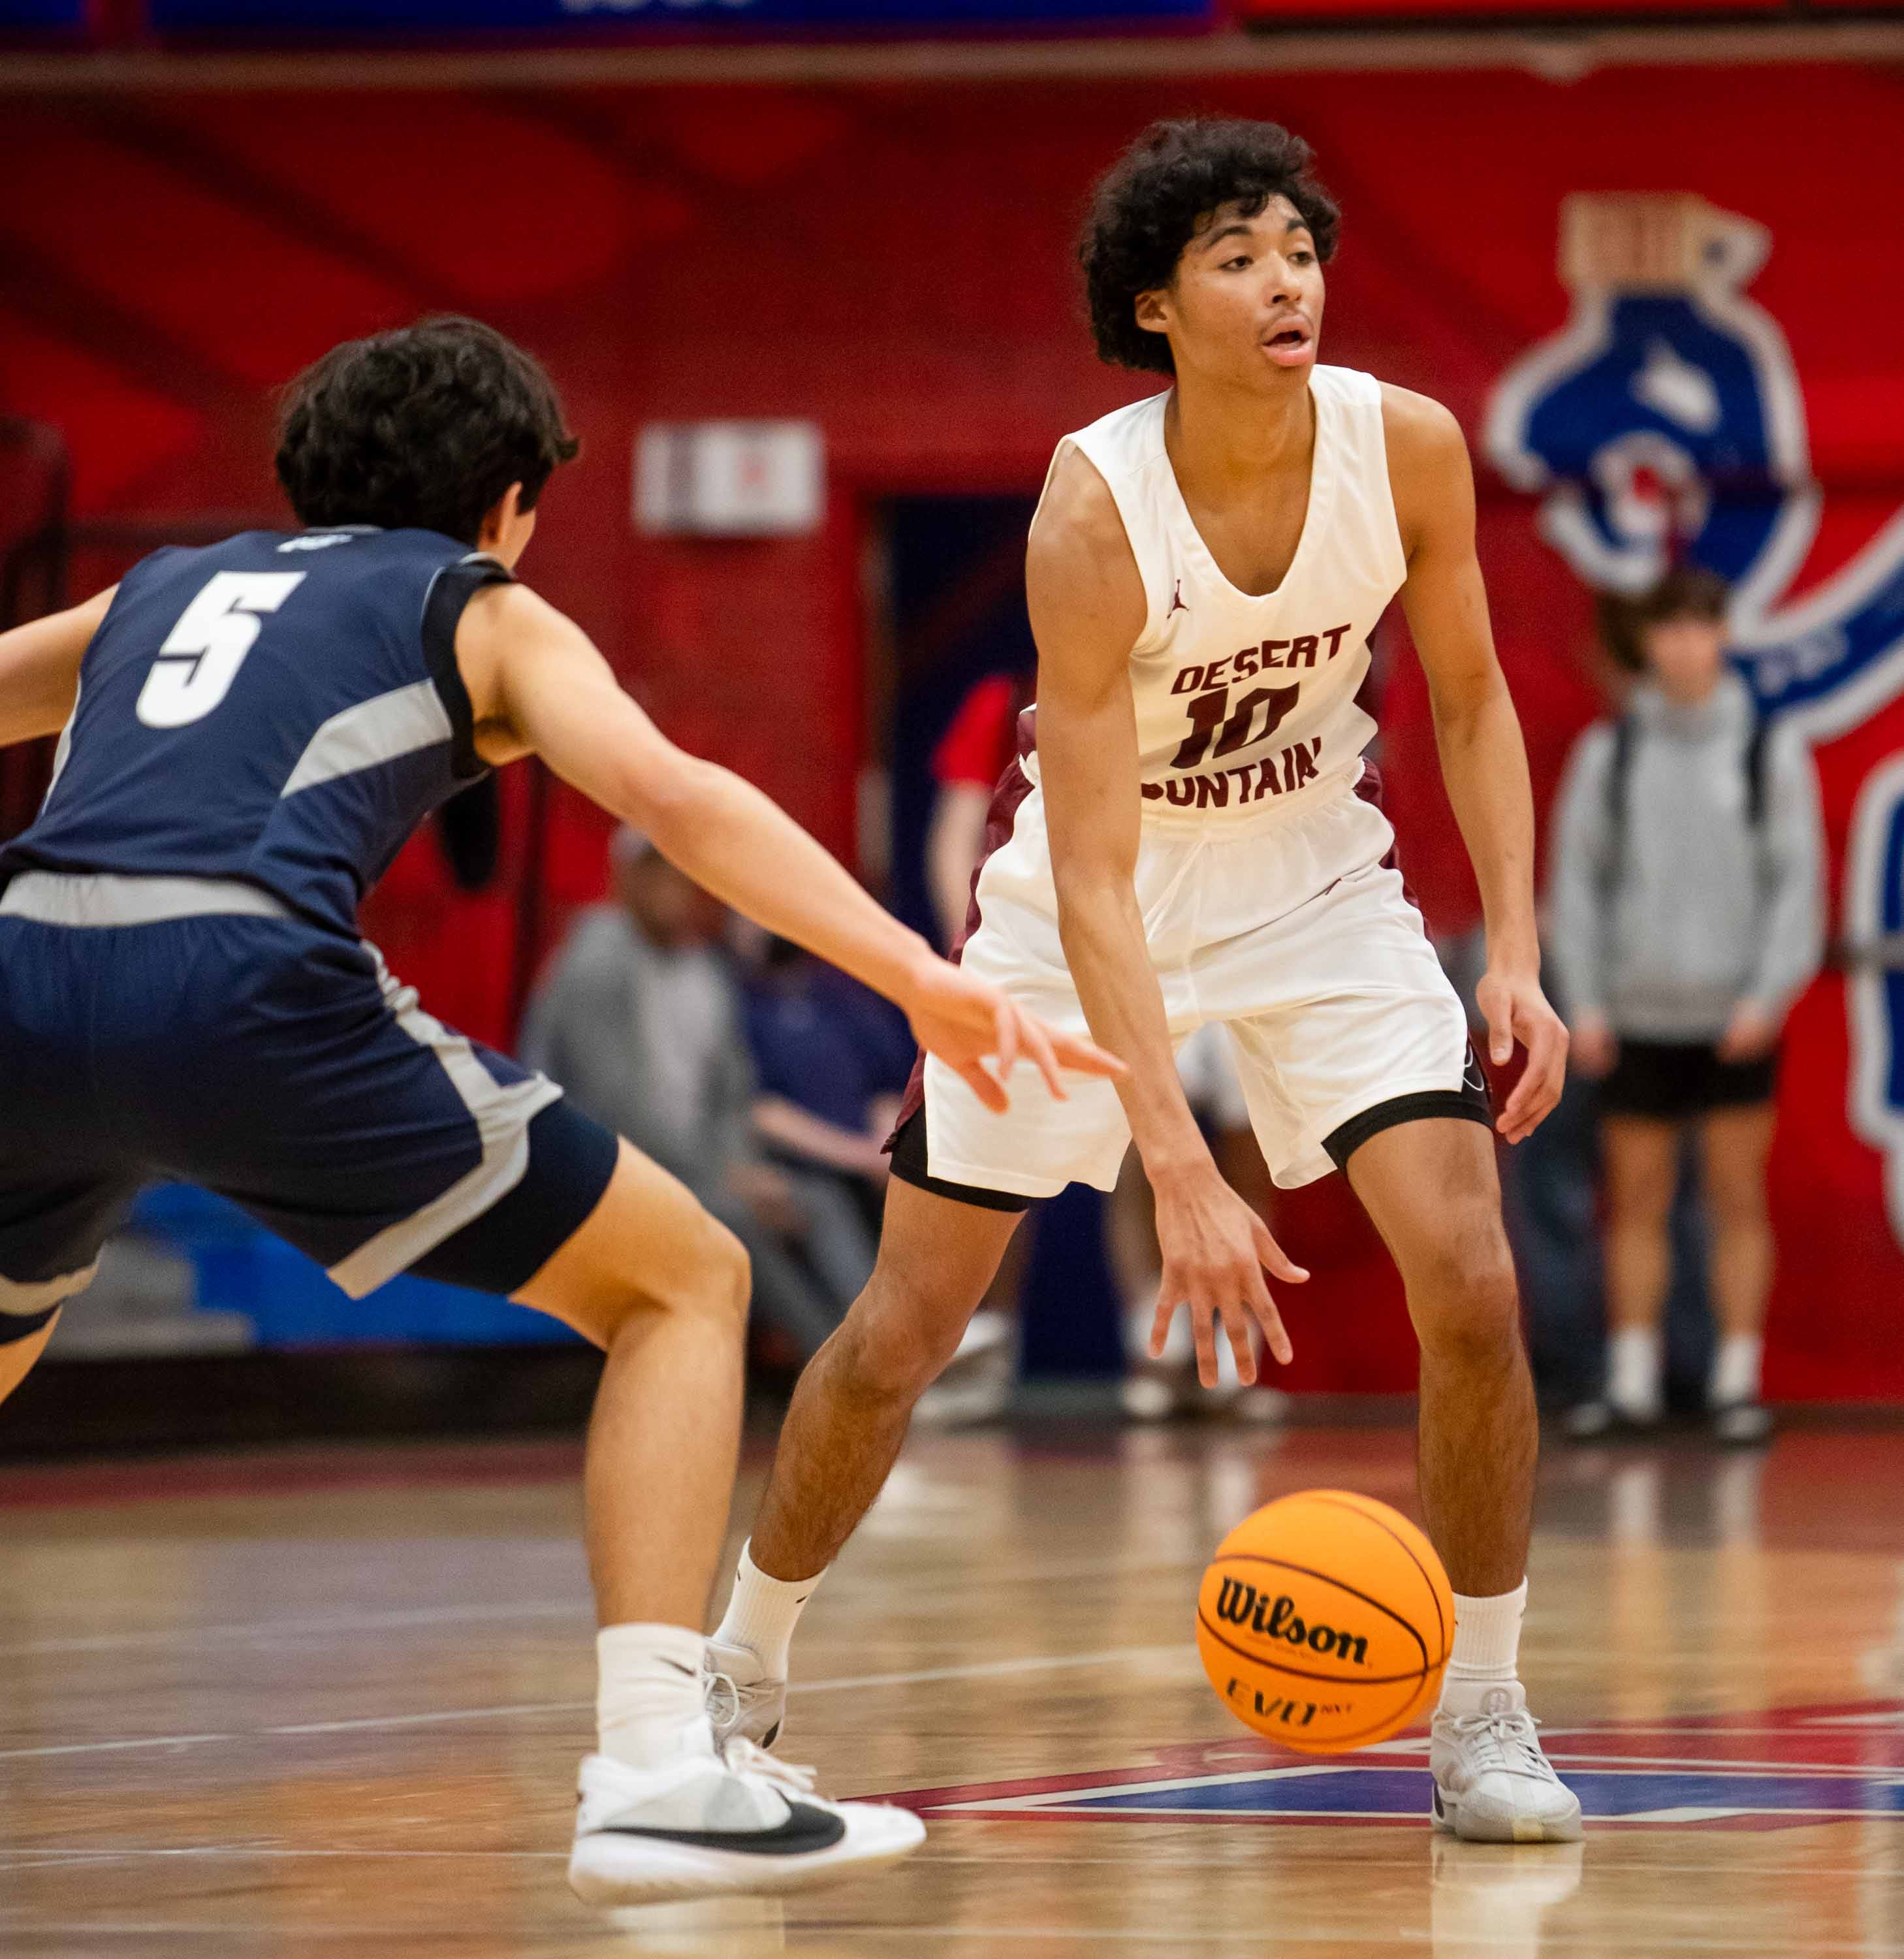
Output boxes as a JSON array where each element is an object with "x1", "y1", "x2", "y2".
[
  {"x1": 1149, "y1": 1166, "x2": 1307, "y2": 1387},
  {"x1": 902, "y1": 955, "x2": 1124, "y2": 1114}
]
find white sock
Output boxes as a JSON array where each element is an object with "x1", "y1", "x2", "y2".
[
  {"x1": 595, "y1": 1623, "x2": 716, "y2": 1769},
  {"x1": 712, "y1": 1540, "x2": 823, "y2": 1678},
  {"x1": 1437, "y1": 1579, "x2": 1528, "y2": 1716},
  {"x1": 1608, "y1": 1327, "x2": 1662, "y2": 1418},
  {"x1": 1711, "y1": 1333, "x2": 1763, "y2": 1407}
]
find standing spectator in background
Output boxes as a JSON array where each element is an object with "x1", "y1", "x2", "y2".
[
  {"x1": 521, "y1": 828, "x2": 847, "y2": 1361},
  {"x1": 926, "y1": 671, "x2": 1030, "y2": 951},
  {"x1": 741, "y1": 934, "x2": 915, "y2": 1313},
  {"x1": 1549, "y1": 568, "x2": 1824, "y2": 1444}
]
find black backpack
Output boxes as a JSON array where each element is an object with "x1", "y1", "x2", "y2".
[{"x1": 1603, "y1": 711, "x2": 1772, "y2": 889}]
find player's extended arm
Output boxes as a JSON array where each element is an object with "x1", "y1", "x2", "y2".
[
  {"x1": 1030, "y1": 449, "x2": 1302, "y2": 1386},
  {"x1": 1385, "y1": 387, "x2": 1567, "y2": 1143},
  {"x1": 459, "y1": 582, "x2": 1119, "y2": 1111},
  {"x1": 0, "y1": 589, "x2": 114, "y2": 750}
]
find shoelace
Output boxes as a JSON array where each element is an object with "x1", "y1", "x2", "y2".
[
  {"x1": 723, "y1": 1735, "x2": 820, "y2": 1801},
  {"x1": 703, "y1": 1667, "x2": 737, "y2": 1735},
  {"x1": 1444, "y1": 1708, "x2": 1555, "y2": 1781},
  {"x1": 702, "y1": 1666, "x2": 778, "y2": 1740}
]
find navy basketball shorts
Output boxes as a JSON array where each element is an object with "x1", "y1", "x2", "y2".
[{"x1": 0, "y1": 877, "x2": 618, "y2": 1337}]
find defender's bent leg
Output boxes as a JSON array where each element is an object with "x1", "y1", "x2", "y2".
[
  {"x1": 513, "y1": 1139, "x2": 750, "y2": 1632},
  {"x1": 515, "y1": 1139, "x2": 926, "y2": 1902},
  {"x1": 749, "y1": 1177, "x2": 1024, "y2": 1585},
  {"x1": 1347, "y1": 1119, "x2": 1533, "y2": 1596}
]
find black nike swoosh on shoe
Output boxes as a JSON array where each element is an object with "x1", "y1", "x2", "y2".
[
  {"x1": 659, "y1": 1658, "x2": 697, "y2": 1678},
  {"x1": 595, "y1": 1800, "x2": 847, "y2": 1857}
]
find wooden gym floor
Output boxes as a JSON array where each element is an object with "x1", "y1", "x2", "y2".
[{"x1": 4, "y1": 1416, "x2": 1904, "y2": 1957}]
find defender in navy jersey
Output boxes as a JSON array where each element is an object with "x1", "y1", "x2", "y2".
[{"x1": 0, "y1": 317, "x2": 1114, "y2": 1906}]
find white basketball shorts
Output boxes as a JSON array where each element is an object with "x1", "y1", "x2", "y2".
[{"x1": 895, "y1": 763, "x2": 1485, "y2": 1203}]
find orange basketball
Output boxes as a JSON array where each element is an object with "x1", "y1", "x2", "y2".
[{"x1": 1196, "y1": 1488, "x2": 1453, "y2": 1756}]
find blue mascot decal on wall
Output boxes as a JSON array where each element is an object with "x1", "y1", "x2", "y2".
[
  {"x1": 1489, "y1": 192, "x2": 1904, "y2": 1241},
  {"x1": 1487, "y1": 194, "x2": 1807, "y2": 608}
]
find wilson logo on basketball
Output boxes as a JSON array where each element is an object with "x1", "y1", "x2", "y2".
[{"x1": 1214, "y1": 1578, "x2": 1370, "y2": 1666}]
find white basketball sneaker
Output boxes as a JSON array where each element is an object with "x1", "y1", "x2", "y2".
[
  {"x1": 1429, "y1": 1685, "x2": 1583, "y2": 1843},
  {"x1": 567, "y1": 1740, "x2": 923, "y2": 1907},
  {"x1": 706, "y1": 1639, "x2": 789, "y2": 1752}
]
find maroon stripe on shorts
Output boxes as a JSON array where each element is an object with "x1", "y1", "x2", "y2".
[{"x1": 885, "y1": 709, "x2": 1039, "y2": 1148}]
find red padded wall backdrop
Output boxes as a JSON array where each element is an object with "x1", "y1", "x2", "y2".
[{"x1": 7, "y1": 64, "x2": 1903, "y2": 1391}]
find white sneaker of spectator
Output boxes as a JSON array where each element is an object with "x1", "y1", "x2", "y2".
[
  {"x1": 1120, "y1": 1298, "x2": 1288, "y2": 1424},
  {"x1": 913, "y1": 1309, "x2": 1015, "y2": 1426}
]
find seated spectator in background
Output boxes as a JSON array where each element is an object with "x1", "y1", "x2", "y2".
[
  {"x1": 520, "y1": 827, "x2": 848, "y2": 1362},
  {"x1": 1549, "y1": 567, "x2": 1824, "y2": 1444},
  {"x1": 740, "y1": 933, "x2": 916, "y2": 1309}
]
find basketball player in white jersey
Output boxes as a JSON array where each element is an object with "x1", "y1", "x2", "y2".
[{"x1": 708, "y1": 118, "x2": 1580, "y2": 1842}]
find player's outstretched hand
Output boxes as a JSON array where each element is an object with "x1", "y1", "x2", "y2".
[
  {"x1": 902, "y1": 955, "x2": 1123, "y2": 1114},
  {"x1": 1477, "y1": 964, "x2": 1568, "y2": 1145},
  {"x1": 1150, "y1": 1164, "x2": 1307, "y2": 1388}
]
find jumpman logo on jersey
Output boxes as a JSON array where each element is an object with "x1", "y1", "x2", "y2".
[{"x1": 1168, "y1": 581, "x2": 1188, "y2": 617}]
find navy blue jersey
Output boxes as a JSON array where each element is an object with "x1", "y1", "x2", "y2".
[{"x1": 0, "y1": 526, "x2": 511, "y2": 937}]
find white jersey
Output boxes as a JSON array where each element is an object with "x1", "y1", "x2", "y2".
[
  {"x1": 913, "y1": 365, "x2": 1472, "y2": 1202},
  {"x1": 1026, "y1": 364, "x2": 1406, "y2": 821}
]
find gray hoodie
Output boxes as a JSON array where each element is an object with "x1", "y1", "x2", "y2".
[{"x1": 1547, "y1": 673, "x2": 1824, "y2": 1042}]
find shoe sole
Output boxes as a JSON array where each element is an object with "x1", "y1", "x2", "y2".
[
  {"x1": 1431, "y1": 1781, "x2": 1584, "y2": 1845},
  {"x1": 569, "y1": 1815, "x2": 925, "y2": 1907}
]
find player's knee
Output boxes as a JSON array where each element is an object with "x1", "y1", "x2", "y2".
[
  {"x1": 682, "y1": 1213, "x2": 751, "y2": 1336},
  {"x1": 834, "y1": 1264, "x2": 972, "y2": 1405},
  {"x1": 587, "y1": 1211, "x2": 748, "y2": 1350},
  {"x1": 1408, "y1": 1216, "x2": 1521, "y2": 1361}
]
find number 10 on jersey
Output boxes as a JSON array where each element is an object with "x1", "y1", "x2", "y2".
[{"x1": 1171, "y1": 680, "x2": 1299, "y2": 771}]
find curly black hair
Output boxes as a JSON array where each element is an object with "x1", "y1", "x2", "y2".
[
  {"x1": 1080, "y1": 118, "x2": 1341, "y2": 376},
  {"x1": 275, "y1": 316, "x2": 579, "y2": 547}
]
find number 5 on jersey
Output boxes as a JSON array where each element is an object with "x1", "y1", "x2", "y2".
[{"x1": 136, "y1": 571, "x2": 306, "y2": 729}]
